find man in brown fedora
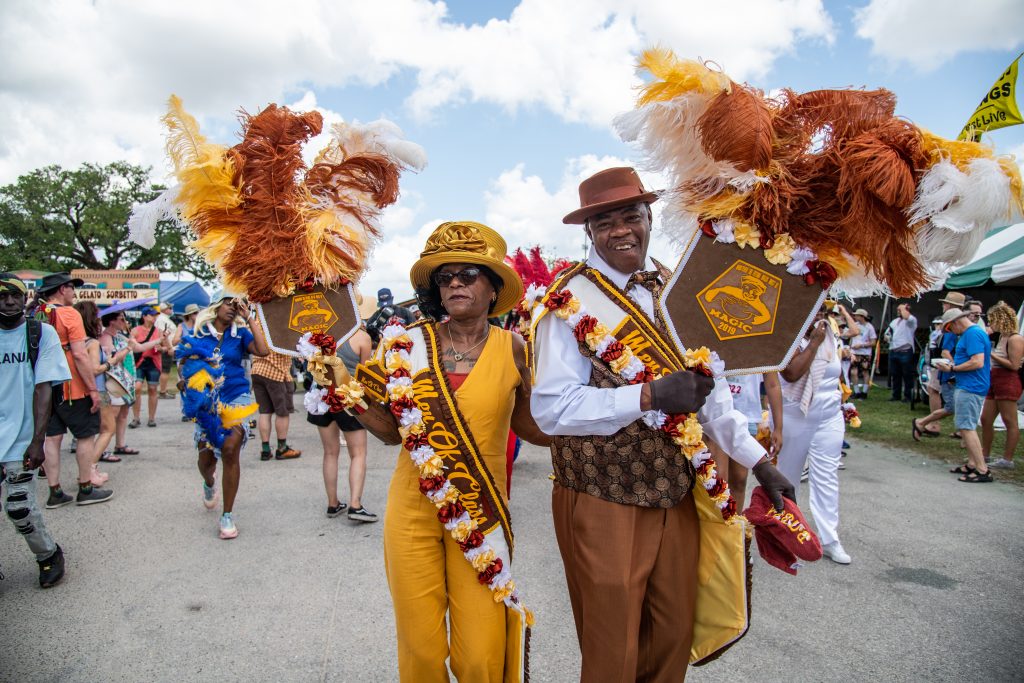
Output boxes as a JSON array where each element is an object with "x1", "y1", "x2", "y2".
[{"x1": 531, "y1": 167, "x2": 794, "y2": 682}]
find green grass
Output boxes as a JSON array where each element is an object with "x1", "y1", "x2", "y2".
[{"x1": 850, "y1": 388, "x2": 1022, "y2": 487}]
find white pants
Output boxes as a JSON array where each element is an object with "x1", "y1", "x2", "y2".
[{"x1": 776, "y1": 406, "x2": 845, "y2": 547}]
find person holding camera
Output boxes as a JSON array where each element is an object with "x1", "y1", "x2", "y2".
[
  {"x1": 179, "y1": 293, "x2": 270, "y2": 539},
  {"x1": 365, "y1": 287, "x2": 416, "y2": 345},
  {"x1": 885, "y1": 302, "x2": 918, "y2": 402}
]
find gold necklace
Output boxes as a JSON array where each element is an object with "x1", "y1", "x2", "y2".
[{"x1": 445, "y1": 323, "x2": 488, "y2": 362}]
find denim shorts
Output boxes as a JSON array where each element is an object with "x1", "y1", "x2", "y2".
[
  {"x1": 953, "y1": 389, "x2": 984, "y2": 431},
  {"x1": 940, "y1": 382, "x2": 956, "y2": 412},
  {"x1": 136, "y1": 358, "x2": 160, "y2": 384},
  {"x1": 194, "y1": 393, "x2": 253, "y2": 458}
]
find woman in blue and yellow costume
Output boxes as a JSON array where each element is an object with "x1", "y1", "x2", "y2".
[
  {"x1": 176, "y1": 292, "x2": 269, "y2": 540},
  {"x1": 355, "y1": 221, "x2": 550, "y2": 682}
]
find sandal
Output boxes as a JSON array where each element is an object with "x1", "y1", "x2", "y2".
[
  {"x1": 911, "y1": 419, "x2": 923, "y2": 442},
  {"x1": 922, "y1": 429, "x2": 940, "y2": 438},
  {"x1": 959, "y1": 469, "x2": 993, "y2": 483},
  {"x1": 98, "y1": 451, "x2": 122, "y2": 463},
  {"x1": 128, "y1": 419, "x2": 141, "y2": 429},
  {"x1": 113, "y1": 446, "x2": 139, "y2": 455},
  {"x1": 949, "y1": 463, "x2": 975, "y2": 474},
  {"x1": 147, "y1": 420, "x2": 157, "y2": 428}
]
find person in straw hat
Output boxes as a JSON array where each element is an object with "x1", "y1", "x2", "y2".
[
  {"x1": 176, "y1": 291, "x2": 270, "y2": 539},
  {"x1": 354, "y1": 221, "x2": 549, "y2": 682},
  {"x1": 847, "y1": 308, "x2": 877, "y2": 399},
  {"x1": 530, "y1": 167, "x2": 794, "y2": 681}
]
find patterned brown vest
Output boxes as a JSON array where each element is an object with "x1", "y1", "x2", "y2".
[{"x1": 549, "y1": 262, "x2": 695, "y2": 509}]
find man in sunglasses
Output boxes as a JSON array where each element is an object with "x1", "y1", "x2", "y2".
[
  {"x1": 966, "y1": 298, "x2": 990, "y2": 334},
  {"x1": 531, "y1": 167, "x2": 794, "y2": 682}
]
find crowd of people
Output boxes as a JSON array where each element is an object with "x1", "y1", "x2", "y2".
[{"x1": 2, "y1": 165, "x2": 1022, "y2": 682}]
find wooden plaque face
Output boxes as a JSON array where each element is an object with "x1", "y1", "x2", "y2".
[
  {"x1": 255, "y1": 284, "x2": 360, "y2": 357},
  {"x1": 659, "y1": 235, "x2": 827, "y2": 376}
]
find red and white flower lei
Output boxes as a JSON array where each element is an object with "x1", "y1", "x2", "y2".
[
  {"x1": 544, "y1": 290, "x2": 740, "y2": 522},
  {"x1": 379, "y1": 321, "x2": 524, "y2": 607},
  {"x1": 296, "y1": 332, "x2": 368, "y2": 416}
]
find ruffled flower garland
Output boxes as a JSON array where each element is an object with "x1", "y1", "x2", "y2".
[
  {"x1": 544, "y1": 290, "x2": 740, "y2": 522},
  {"x1": 511, "y1": 283, "x2": 548, "y2": 340},
  {"x1": 841, "y1": 402, "x2": 861, "y2": 428},
  {"x1": 296, "y1": 331, "x2": 368, "y2": 415},
  {"x1": 700, "y1": 219, "x2": 838, "y2": 289},
  {"x1": 379, "y1": 321, "x2": 524, "y2": 607}
]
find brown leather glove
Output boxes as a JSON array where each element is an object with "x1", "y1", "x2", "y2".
[{"x1": 648, "y1": 370, "x2": 715, "y2": 415}]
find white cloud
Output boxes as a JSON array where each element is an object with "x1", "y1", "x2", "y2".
[
  {"x1": 854, "y1": 0, "x2": 1024, "y2": 69},
  {"x1": 0, "y1": 0, "x2": 835, "y2": 182},
  {"x1": 359, "y1": 154, "x2": 685, "y2": 301},
  {"x1": 483, "y1": 155, "x2": 685, "y2": 265}
]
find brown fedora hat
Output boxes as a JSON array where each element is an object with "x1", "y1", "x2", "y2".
[{"x1": 562, "y1": 167, "x2": 658, "y2": 225}]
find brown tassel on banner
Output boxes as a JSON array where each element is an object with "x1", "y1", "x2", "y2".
[
  {"x1": 698, "y1": 85, "x2": 774, "y2": 173},
  {"x1": 224, "y1": 105, "x2": 324, "y2": 301}
]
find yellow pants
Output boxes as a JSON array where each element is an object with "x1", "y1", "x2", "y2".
[{"x1": 384, "y1": 462, "x2": 507, "y2": 683}]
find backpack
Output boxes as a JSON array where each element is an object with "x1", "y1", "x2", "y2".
[
  {"x1": 26, "y1": 318, "x2": 41, "y2": 369},
  {"x1": 25, "y1": 318, "x2": 65, "y2": 406}
]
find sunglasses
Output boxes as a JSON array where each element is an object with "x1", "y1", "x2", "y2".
[{"x1": 434, "y1": 267, "x2": 482, "y2": 287}]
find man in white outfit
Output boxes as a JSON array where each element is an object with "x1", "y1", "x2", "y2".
[{"x1": 776, "y1": 307, "x2": 851, "y2": 564}]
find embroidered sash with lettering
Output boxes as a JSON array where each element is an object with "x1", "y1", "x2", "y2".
[
  {"x1": 530, "y1": 262, "x2": 685, "y2": 377},
  {"x1": 530, "y1": 263, "x2": 754, "y2": 667},
  {"x1": 359, "y1": 320, "x2": 532, "y2": 681}
]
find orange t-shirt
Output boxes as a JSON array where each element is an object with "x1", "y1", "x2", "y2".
[{"x1": 50, "y1": 305, "x2": 89, "y2": 400}]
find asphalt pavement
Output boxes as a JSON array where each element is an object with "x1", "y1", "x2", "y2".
[{"x1": 1, "y1": 397, "x2": 1021, "y2": 682}]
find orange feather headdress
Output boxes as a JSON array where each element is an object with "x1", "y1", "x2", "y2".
[
  {"x1": 615, "y1": 49, "x2": 1023, "y2": 297},
  {"x1": 129, "y1": 96, "x2": 426, "y2": 302}
]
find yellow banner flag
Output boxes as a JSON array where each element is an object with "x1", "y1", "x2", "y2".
[{"x1": 958, "y1": 53, "x2": 1023, "y2": 141}]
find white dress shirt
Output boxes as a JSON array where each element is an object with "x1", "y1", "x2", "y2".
[
  {"x1": 530, "y1": 246, "x2": 766, "y2": 469},
  {"x1": 887, "y1": 315, "x2": 918, "y2": 351}
]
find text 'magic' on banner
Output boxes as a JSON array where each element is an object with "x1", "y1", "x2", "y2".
[
  {"x1": 660, "y1": 233, "x2": 826, "y2": 377},
  {"x1": 256, "y1": 283, "x2": 361, "y2": 357}
]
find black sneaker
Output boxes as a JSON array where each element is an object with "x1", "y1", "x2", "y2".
[
  {"x1": 260, "y1": 450, "x2": 273, "y2": 462},
  {"x1": 38, "y1": 545, "x2": 65, "y2": 589},
  {"x1": 327, "y1": 503, "x2": 348, "y2": 518},
  {"x1": 46, "y1": 490, "x2": 74, "y2": 509},
  {"x1": 347, "y1": 506, "x2": 378, "y2": 523},
  {"x1": 76, "y1": 487, "x2": 114, "y2": 506}
]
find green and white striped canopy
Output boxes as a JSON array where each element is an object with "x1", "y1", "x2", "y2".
[{"x1": 945, "y1": 223, "x2": 1024, "y2": 288}]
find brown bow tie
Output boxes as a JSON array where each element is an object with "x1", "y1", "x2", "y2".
[{"x1": 626, "y1": 270, "x2": 662, "y2": 294}]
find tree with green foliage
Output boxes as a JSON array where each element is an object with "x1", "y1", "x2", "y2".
[{"x1": 0, "y1": 161, "x2": 214, "y2": 279}]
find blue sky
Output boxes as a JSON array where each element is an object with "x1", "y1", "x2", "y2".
[{"x1": 2, "y1": 0, "x2": 1022, "y2": 298}]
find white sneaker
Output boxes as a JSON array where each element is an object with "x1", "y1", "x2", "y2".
[
  {"x1": 822, "y1": 541, "x2": 851, "y2": 564},
  {"x1": 202, "y1": 477, "x2": 219, "y2": 510},
  {"x1": 990, "y1": 459, "x2": 1016, "y2": 469},
  {"x1": 219, "y1": 512, "x2": 238, "y2": 539}
]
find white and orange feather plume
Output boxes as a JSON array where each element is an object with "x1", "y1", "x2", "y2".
[
  {"x1": 615, "y1": 48, "x2": 1023, "y2": 298},
  {"x1": 129, "y1": 96, "x2": 426, "y2": 301}
]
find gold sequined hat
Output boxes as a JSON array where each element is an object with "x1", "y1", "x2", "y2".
[{"x1": 409, "y1": 221, "x2": 524, "y2": 317}]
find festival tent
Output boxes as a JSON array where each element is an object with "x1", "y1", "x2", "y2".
[
  {"x1": 159, "y1": 280, "x2": 210, "y2": 314},
  {"x1": 944, "y1": 223, "x2": 1024, "y2": 288}
]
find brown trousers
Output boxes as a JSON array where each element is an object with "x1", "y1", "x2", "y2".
[{"x1": 552, "y1": 483, "x2": 699, "y2": 683}]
